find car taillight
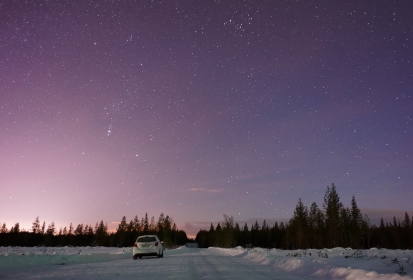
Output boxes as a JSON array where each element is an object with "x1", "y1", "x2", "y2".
[
  {"x1": 134, "y1": 243, "x2": 137, "y2": 247},
  {"x1": 155, "y1": 242, "x2": 158, "y2": 246}
]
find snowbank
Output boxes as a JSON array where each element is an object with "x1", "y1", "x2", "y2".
[
  {"x1": 215, "y1": 247, "x2": 413, "y2": 279},
  {"x1": 0, "y1": 246, "x2": 131, "y2": 267}
]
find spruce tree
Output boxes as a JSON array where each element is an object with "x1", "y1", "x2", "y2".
[
  {"x1": 94, "y1": 220, "x2": 108, "y2": 246},
  {"x1": 309, "y1": 202, "x2": 324, "y2": 248},
  {"x1": 350, "y1": 195, "x2": 362, "y2": 248},
  {"x1": 242, "y1": 223, "x2": 251, "y2": 247},
  {"x1": 221, "y1": 215, "x2": 235, "y2": 248},
  {"x1": 402, "y1": 212, "x2": 411, "y2": 248},
  {"x1": 143, "y1": 213, "x2": 149, "y2": 234},
  {"x1": 157, "y1": 213, "x2": 165, "y2": 238},
  {"x1": 162, "y1": 215, "x2": 173, "y2": 247},
  {"x1": 149, "y1": 216, "x2": 156, "y2": 233},
  {"x1": 133, "y1": 215, "x2": 141, "y2": 233},
  {"x1": 361, "y1": 214, "x2": 371, "y2": 248},
  {"x1": 289, "y1": 198, "x2": 309, "y2": 249},
  {"x1": 323, "y1": 183, "x2": 343, "y2": 248},
  {"x1": 339, "y1": 207, "x2": 351, "y2": 247},
  {"x1": 117, "y1": 216, "x2": 128, "y2": 246}
]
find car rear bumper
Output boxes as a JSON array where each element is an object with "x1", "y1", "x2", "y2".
[{"x1": 133, "y1": 252, "x2": 158, "y2": 257}]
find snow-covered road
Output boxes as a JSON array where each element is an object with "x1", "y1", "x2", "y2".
[
  {"x1": 1, "y1": 246, "x2": 412, "y2": 279},
  {"x1": 1, "y1": 247, "x2": 302, "y2": 279}
]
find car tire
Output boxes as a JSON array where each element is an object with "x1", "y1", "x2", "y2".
[{"x1": 133, "y1": 255, "x2": 137, "y2": 260}]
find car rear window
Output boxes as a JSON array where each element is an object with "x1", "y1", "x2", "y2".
[{"x1": 137, "y1": 236, "x2": 156, "y2": 243}]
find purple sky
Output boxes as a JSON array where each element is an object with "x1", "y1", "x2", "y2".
[{"x1": 1, "y1": 1, "x2": 412, "y2": 238}]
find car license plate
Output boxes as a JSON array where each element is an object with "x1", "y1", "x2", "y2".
[{"x1": 142, "y1": 244, "x2": 150, "y2": 247}]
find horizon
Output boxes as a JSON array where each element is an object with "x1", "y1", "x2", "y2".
[{"x1": 3, "y1": 205, "x2": 412, "y2": 239}]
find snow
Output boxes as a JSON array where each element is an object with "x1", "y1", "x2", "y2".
[{"x1": 0, "y1": 246, "x2": 412, "y2": 279}]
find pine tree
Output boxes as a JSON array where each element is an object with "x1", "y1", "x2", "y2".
[
  {"x1": 0, "y1": 223, "x2": 7, "y2": 233},
  {"x1": 74, "y1": 224, "x2": 83, "y2": 235},
  {"x1": 402, "y1": 212, "x2": 411, "y2": 228},
  {"x1": 46, "y1": 222, "x2": 56, "y2": 235},
  {"x1": 279, "y1": 222, "x2": 287, "y2": 249},
  {"x1": 171, "y1": 223, "x2": 178, "y2": 246},
  {"x1": 221, "y1": 215, "x2": 235, "y2": 248},
  {"x1": 157, "y1": 213, "x2": 165, "y2": 239},
  {"x1": 75, "y1": 224, "x2": 86, "y2": 245},
  {"x1": 271, "y1": 221, "x2": 284, "y2": 249},
  {"x1": 402, "y1": 212, "x2": 411, "y2": 248},
  {"x1": 323, "y1": 183, "x2": 343, "y2": 247},
  {"x1": 289, "y1": 198, "x2": 309, "y2": 249},
  {"x1": 350, "y1": 195, "x2": 362, "y2": 248},
  {"x1": 234, "y1": 222, "x2": 241, "y2": 246},
  {"x1": 118, "y1": 216, "x2": 127, "y2": 232},
  {"x1": 32, "y1": 217, "x2": 41, "y2": 234},
  {"x1": 391, "y1": 216, "x2": 402, "y2": 248},
  {"x1": 13, "y1": 222, "x2": 20, "y2": 233},
  {"x1": 45, "y1": 222, "x2": 56, "y2": 246},
  {"x1": 133, "y1": 215, "x2": 141, "y2": 233},
  {"x1": 149, "y1": 216, "x2": 156, "y2": 233},
  {"x1": 162, "y1": 215, "x2": 173, "y2": 247},
  {"x1": 94, "y1": 220, "x2": 108, "y2": 246},
  {"x1": 251, "y1": 221, "x2": 260, "y2": 246},
  {"x1": 339, "y1": 207, "x2": 351, "y2": 247},
  {"x1": 143, "y1": 213, "x2": 149, "y2": 234},
  {"x1": 117, "y1": 216, "x2": 128, "y2": 247},
  {"x1": 83, "y1": 224, "x2": 89, "y2": 235},
  {"x1": 195, "y1": 230, "x2": 209, "y2": 248},
  {"x1": 41, "y1": 221, "x2": 46, "y2": 234},
  {"x1": 207, "y1": 223, "x2": 216, "y2": 246},
  {"x1": 260, "y1": 220, "x2": 271, "y2": 248},
  {"x1": 308, "y1": 202, "x2": 324, "y2": 248},
  {"x1": 361, "y1": 214, "x2": 371, "y2": 248},
  {"x1": 215, "y1": 223, "x2": 222, "y2": 247},
  {"x1": 242, "y1": 223, "x2": 250, "y2": 247}
]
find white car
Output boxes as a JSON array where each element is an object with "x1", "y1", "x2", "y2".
[{"x1": 133, "y1": 235, "x2": 164, "y2": 259}]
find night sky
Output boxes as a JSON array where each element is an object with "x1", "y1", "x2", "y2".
[{"x1": 1, "y1": 1, "x2": 412, "y2": 237}]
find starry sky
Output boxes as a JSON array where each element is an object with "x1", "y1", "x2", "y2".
[{"x1": 1, "y1": 1, "x2": 412, "y2": 237}]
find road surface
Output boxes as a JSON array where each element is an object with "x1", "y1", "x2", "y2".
[{"x1": 2, "y1": 247, "x2": 305, "y2": 279}]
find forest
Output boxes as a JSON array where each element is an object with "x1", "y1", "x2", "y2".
[
  {"x1": 196, "y1": 184, "x2": 413, "y2": 250},
  {"x1": 2, "y1": 184, "x2": 412, "y2": 250},
  {"x1": 0, "y1": 212, "x2": 188, "y2": 248}
]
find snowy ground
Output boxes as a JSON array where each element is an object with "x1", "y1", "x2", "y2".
[{"x1": 0, "y1": 246, "x2": 412, "y2": 279}]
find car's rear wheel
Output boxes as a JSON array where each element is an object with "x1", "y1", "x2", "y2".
[{"x1": 133, "y1": 255, "x2": 137, "y2": 260}]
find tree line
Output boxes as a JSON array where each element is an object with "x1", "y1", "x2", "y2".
[
  {"x1": 0, "y1": 212, "x2": 188, "y2": 248},
  {"x1": 196, "y1": 184, "x2": 413, "y2": 249}
]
